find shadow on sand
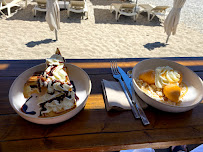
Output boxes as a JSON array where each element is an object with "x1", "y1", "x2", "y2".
[
  {"x1": 144, "y1": 42, "x2": 168, "y2": 51},
  {"x1": 6, "y1": 4, "x2": 73, "y2": 23},
  {"x1": 94, "y1": 8, "x2": 162, "y2": 26},
  {"x1": 5, "y1": 3, "x2": 162, "y2": 26},
  {"x1": 26, "y1": 39, "x2": 56, "y2": 47}
]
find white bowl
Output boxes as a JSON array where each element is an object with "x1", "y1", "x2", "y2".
[
  {"x1": 132, "y1": 59, "x2": 203, "y2": 113},
  {"x1": 9, "y1": 63, "x2": 91, "y2": 124}
]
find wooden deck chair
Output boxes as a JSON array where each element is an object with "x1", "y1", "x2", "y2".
[
  {"x1": 139, "y1": 4, "x2": 169, "y2": 21},
  {"x1": 0, "y1": 0, "x2": 25, "y2": 17},
  {"x1": 67, "y1": 0, "x2": 88, "y2": 19},
  {"x1": 110, "y1": 3, "x2": 138, "y2": 22}
]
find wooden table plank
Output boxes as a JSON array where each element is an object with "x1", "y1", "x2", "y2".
[
  {"x1": 1, "y1": 101, "x2": 203, "y2": 140},
  {"x1": 1, "y1": 57, "x2": 203, "y2": 77},
  {"x1": 0, "y1": 57, "x2": 203, "y2": 152},
  {"x1": 1, "y1": 126, "x2": 203, "y2": 152},
  {"x1": 1, "y1": 71, "x2": 203, "y2": 115}
]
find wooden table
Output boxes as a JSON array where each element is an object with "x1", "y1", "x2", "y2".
[{"x1": 0, "y1": 57, "x2": 203, "y2": 152}]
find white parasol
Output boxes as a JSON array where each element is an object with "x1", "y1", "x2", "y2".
[
  {"x1": 164, "y1": 0, "x2": 186, "y2": 43},
  {"x1": 45, "y1": 0, "x2": 60, "y2": 41}
]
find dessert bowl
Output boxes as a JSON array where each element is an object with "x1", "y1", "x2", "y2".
[
  {"x1": 9, "y1": 63, "x2": 92, "y2": 124},
  {"x1": 132, "y1": 59, "x2": 203, "y2": 113}
]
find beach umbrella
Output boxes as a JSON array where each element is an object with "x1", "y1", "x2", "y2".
[
  {"x1": 45, "y1": 0, "x2": 60, "y2": 41},
  {"x1": 164, "y1": 0, "x2": 186, "y2": 43}
]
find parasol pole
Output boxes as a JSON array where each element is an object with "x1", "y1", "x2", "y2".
[
  {"x1": 64, "y1": 0, "x2": 66, "y2": 9},
  {"x1": 166, "y1": 35, "x2": 170, "y2": 43},
  {"x1": 134, "y1": 0, "x2": 138, "y2": 12},
  {"x1": 55, "y1": 29, "x2": 58, "y2": 41},
  {"x1": 135, "y1": 0, "x2": 138, "y2": 5}
]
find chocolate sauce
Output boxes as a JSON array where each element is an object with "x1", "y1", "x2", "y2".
[
  {"x1": 21, "y1": 96, "x2": 36, "y2": 115},
  {"x1": 39, "y1": 81, "x2": 79, "y2": 116},
  {"x1": 23, "y1": 75, "x2": 79, "y2": 116},
  {"x1": 70, "y1": 81, "x2": 76, "y2": 92},
  {"x1": 47, "y1": 65, "x2": 57, "y2": 76},
  {"x1": 30, "y1": 85, "x2": 37, "y2": 88},
  {"x1": 48, "y1": 91, "x2": 55, "y2": 95},
  {"x1": 39, "y1": 94, "x2": 66, "y2": 116},
  {"x1": 37, "y1": 78, "x2": 41, "y2": 92},
  {"x1": 33, "y1": 71, "x2": 43, "y2": 76},
  {"x1": 75, "y1": 94, "x2": 79, "y2": 101},
  {"x1": 70, "y1": 81, "x2": 79, "y2": 101}
]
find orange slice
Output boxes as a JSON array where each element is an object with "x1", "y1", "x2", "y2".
[
  {"x1": 139, "y1": 70, "x2": 155, "y2": 84},
  {"x1": 163, "y1": 84, "x2": 181, "y2": 103}
]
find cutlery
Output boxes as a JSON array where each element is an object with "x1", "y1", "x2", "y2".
[
  {"x1": 110, "y1": 61, "x2": 140, "y2": 119},
  {"x1": 131, "y1": 81, "x2": 150, "y2": 125},
  {"x1": 118, "y1": 67, "x2": 132, "y2": 96},
  {"x1": 118, "y1": 67, "x2": 150, "y2": 125},
  {"x1": 119, "y1": 68, "x2": 148, "y2": 109}
]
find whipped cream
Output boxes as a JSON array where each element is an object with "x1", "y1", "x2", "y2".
[
  {"x1": 39, "y1": 91, "x2": 75, "y2": 115},
  {"x1": 46, "y1": 53, "x2": 65, "y2": 66},
  {"x1": 42, "y1": 98, "x2": 75, "y2": 114},
  {"x1": 37, "y1": 51, "x2": 76, "y2": 116},
  {"x1": 42, "y1": 53, "x2": 72, "y2": 93},
  {"x1": 155, "y1": 66, "x2": 181, "y2": 88}
]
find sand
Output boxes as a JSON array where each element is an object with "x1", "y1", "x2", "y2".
[{"x1": 0, "y1": 0, "x2": 203, "y2": 60}]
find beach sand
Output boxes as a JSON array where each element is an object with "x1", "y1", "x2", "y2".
[{"x1": 0, "y1": 0, "x2": 203, "y2": 60}]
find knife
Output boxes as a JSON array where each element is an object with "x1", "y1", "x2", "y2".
[
  {"x1": 118, "y1": 67, "x2": 132, "y2": 96},
  {"x1": 117, "y1": 67, "x2": 140, "y2": 119},
  {"x1": 118, "y1": 67, "x2": 148, "y2": 109},
  {"x1": 131, "y1": 82, "x2": 150, "y2": 125},
  {"x1": 118, "y1": 67, "x2": 150, "y2": 125}
]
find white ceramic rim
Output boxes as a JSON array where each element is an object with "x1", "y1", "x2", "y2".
[
  {"x1": 9, "y1": 63, "x2": 92, "y2": 120},
  {"x1": 133, "y1": 58, "x2": 203, "y2": 109}
]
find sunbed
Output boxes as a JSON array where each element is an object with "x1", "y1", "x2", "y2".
[
  {"x1": 0, "y1": 0, "x2": 25, "y2": 16},
  {"x1": 139, "y1": 4, "x2": 169, "y2": 21},
  {"x1": 32, "y1": 0, "x2": 68, "y2": 17},
  {"x1": 67, "y1": 0, "x2": 88, "y2": 19},
  {"x1": 110, "y1": 3, "x2": 138, "y2": 22}
]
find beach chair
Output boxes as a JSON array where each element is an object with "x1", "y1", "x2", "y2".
[
  {"x1": 32, "y1": 0, "x2": 46, "y2": 16},
  {"x1": 139, "y1": 4, "x2": 169, "y2": 21},
  {"x1": 67, "y1": 0, "x2": 88, "y2": 19},
  {"x1": 0, "y1": 0, "x2": 25, "y2": 16},
  {"x1": 32, "y1": 0, "x2": 68, "y2": 17},
  {"x1": 110, "y1": 3, "x2": 138, "y2": 22}
]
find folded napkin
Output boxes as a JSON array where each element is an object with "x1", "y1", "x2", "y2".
[{"x1": 101, "y1": 79, "x2": 148, "y2": 111}]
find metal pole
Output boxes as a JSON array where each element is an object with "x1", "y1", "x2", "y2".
[
  {"x1": 166, "y1": 35, "x2": 170, "y2": 43},
  {"x1": 134, "y1": 0, "x2": 138, "y2": 12},
  {"x1": 55, "y1": 29, "x2": 58, "y2": 41},
  {"x1": 64, "y1": 0, "x2": 66, "y2": 9}
]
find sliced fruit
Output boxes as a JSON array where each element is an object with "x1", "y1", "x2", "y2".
[
  {"x1": 163, "y1": 84, "x2": 181, "y2": 103},
  {"x1": 139, "y1": 69, "x2": 155, "y2": 84}
]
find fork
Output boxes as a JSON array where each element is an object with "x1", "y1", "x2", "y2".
[{"x1": 110, "y1": 61, "x2": 140, "y2": 119}]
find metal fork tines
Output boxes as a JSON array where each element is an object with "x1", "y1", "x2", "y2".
[{"x1": 110, "y1": 61, "x2": 140, "y2": 119}]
